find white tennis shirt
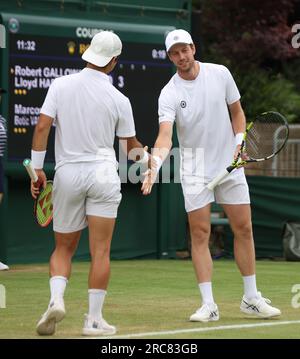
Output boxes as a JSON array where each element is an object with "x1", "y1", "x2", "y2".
[
  {"x1": 41, "y1": 67, "x2": 136, "y2": 169},
  {"x1": 158, "y1": 62, "x2": 241, "y2": 182}
]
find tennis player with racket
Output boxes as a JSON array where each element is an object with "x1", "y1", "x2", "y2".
[
  {"x1": 30, "y1": 31, "x2": 149, "y2": 336},
  {"x1": 142, "y1": 29, "x2": 282, "y2": 321}
]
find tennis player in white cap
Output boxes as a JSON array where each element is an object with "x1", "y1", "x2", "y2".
[
  {"x1": 142, "y1": 29, "x2": 281, "y2": 322},
  {"x1": 31, "y1": 31, "x2": 150, "y2": 336}
]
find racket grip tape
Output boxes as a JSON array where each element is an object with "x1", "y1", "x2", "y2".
[
  {"x1": 23, "y1": 159, "x2": 39, "y2": 183},
  {"x1": 207, "y1": 169, "x2": 230, "y2": 191}
]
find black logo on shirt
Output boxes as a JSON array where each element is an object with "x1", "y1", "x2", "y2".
[{"x1": 180, "y1": 100, "x2": 187, "y2": 108}]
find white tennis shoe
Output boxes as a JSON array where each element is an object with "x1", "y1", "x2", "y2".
[
  {"x1": 82, "y1": 314, "x2": 116, "y2": 336},
  {"x1": 240, "y1": 292, "x2": 281, "y2": 318},
  {"x1": 36, "y1": 298, "x2": 66, "y2": 335},
  {"x1": 0, "y1": 262, "x2": 9, "y2": 270},
  {"x1": 190, "y1": 303, "x2": 220, "y2": 322}
]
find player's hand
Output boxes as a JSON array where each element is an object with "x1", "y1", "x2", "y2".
[
  {"x1": 234, "y1": 145, "x2": 249, "y2": 162},
  {"x1": 234, "y1": 145, "x2": 242, "y2": 161},
  {"x1": 30, "y1": 169, "x2": 47, "y2": 199},
  {"x1": 141, "y1": 156, "x2": 159, "y2": 195},
  {"x1": 142, "y1": 146, "x2": 152, "y2": 169}
]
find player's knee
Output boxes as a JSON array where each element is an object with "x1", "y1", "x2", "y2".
[
  {"x1": 57, "y1": 238, "x2": 78, "y2": 254},
  {"x1": 233, "y1": 221, "x2": 253, "y2": 239},
  {"x1": 190, "y1": 226, "x2": 210, "y2": 245},
  {"x1": 90, "y1": 244, "x2": 110, "y2": 259}
]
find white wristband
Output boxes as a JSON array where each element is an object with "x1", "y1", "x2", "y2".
[
  {"x1": 136, "y1": 150, "x2": 149, "y2": 164},
  {"x1": 31, "y1": 150, "x2": 46, "y2": 169},
  {"x1": 235, "y1": 133, "x2": 244, "y2": 146},
  {"x1": 153, "y1": 155, "x2": 162, "y2": 172}
]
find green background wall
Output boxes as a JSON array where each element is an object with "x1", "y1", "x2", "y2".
[
  {"x1": 1, "y1": 176, "x2": 299, "y2": 264},
  {"x1": 225, "y1": 176, "x2": 300, "y2": 258}
]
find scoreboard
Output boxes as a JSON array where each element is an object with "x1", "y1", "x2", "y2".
[{"x1": 1, "y1": 14, "x2": 174, "y2": 163}]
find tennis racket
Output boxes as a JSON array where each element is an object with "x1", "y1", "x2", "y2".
[
  {"x1": 207, "y1": 111, "x2": 289, "y2": 191},
  {"x1": 23, "y1": 159, "x2": 53, "y2": 227}
]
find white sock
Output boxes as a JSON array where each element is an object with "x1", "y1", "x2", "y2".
[
  {"x1": 243, "y1": 274, "x2": 258, "y2": 299},
  {"x1": 50, "y1": 276, "x2": 68, "y2": 303},
  {"x1": 198, "y1": 282, "x2": 215, "y2": 306},
  {"x1": 88, "y1": 289, "x2": 107, "y2": 321}
]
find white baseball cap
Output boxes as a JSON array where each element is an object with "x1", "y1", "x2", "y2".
[
  {"x1": 82, "y1": 31, "x2": 122, "y2": 67},
  {"x1": 165, "y1": 29, "x2": 193, "y2": 52}
]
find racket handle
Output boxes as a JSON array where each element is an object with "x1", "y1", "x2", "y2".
[
  {"x1": 207, "y1": 169, "x2": 230, "y2": 191},
  {"x1": 23, "y1": 159, "x2": 38, "y2": 183}
]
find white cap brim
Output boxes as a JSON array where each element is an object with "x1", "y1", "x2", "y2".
[
  {"x1": 82, "y1": 47, "x2": 113, "y2": 67},
  {"x1": 166, "y1": 41, "x2": 191, "y2": 52}
]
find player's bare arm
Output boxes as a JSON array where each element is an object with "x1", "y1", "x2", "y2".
[
  {"x1": 32, "y1": 113, "x2": 53, "y2": 151},
  {"x1": 141, "y1": 121, "x2": 173, "y2": 195},
  {"x1": 229, "y1": 100, "x2": 246, "y2": 160},
  {"x1": 119, "y1": 136, "x2": 150, "y2": 163}
]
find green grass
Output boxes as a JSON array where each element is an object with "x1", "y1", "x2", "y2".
[{"x1": 0, "y1": 259, "x2": 300, "y2": 339}]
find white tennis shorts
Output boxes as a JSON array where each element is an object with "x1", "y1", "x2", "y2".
[
  {"x1": 182, "y1": 169, "x2": 250, "y2": 213},
  {"x1": 52, "y1": 161, "x2": 122, "y2": 233}
]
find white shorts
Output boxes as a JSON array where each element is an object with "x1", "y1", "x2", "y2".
[
  {"x1": 52, "y1": 162, "x2": 122, "y2": 233},
  {"x1": 182, "y1": 170, "x2": 250, "y2": 213}
]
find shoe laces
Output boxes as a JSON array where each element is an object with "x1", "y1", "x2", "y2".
[
  {"x1": 101, "y1": 318, "x2": 110, "y2": 327},
  {"x1": 85, "y1": 314, "x2": 107, "y2": 329},
  {"x1": 257, "y1": 291, "x2": 271, "y2": 304},
  {"x1": 197, "y1": 303, "x2": 216, "y2": 314}
]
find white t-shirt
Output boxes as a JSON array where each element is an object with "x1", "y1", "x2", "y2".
[
  {"x1": 41, "y1": 67, "x2": 136, "y2": 169},
  {"x1": 158, "y1": 62, "x2": 241, "y2": 183}
]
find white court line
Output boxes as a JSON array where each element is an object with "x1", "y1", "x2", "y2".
[{"x1": 83, "y1": 320, "x2": 300, "y2": 339}]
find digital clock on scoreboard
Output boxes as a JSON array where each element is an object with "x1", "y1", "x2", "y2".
[{"x1": 16, "y1": 39, "x2": 36, "y2": 51}]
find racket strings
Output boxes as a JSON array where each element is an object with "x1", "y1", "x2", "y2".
[
  {"x1": 246, "y1": 127, "x2": 260, "y2": 157},
  {"x1": 246, "y1": 112, "x2": 288, "y2": 160},
  {"x1": 35, "y1": 183, "x2": 53, "y2": 226}
]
